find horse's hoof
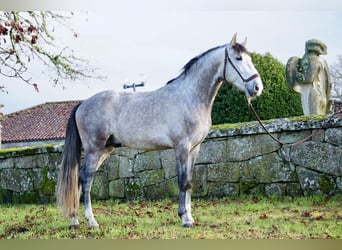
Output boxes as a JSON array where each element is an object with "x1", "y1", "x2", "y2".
[
  {"x1": 182, "y1": 222, "x2": 194, "y2": 228},
  {"x1": 89, "y1": 220, "x2": 100, "y2": 228},
  {"x1": 69, "y1": 224, "x2": 80, "y2": 230}
]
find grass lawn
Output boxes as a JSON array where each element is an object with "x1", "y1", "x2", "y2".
[{"x1": 0, "y1": 195, "x2": 341, "y2": 239}]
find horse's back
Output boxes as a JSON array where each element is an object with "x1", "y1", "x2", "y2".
[{"x1": 75, "y1": 89, "x2": 177, "y2": 150}]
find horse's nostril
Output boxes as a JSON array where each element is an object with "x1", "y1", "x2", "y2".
[{"x1": 255, "y1": 84, "x2": 259, "y2": 92}]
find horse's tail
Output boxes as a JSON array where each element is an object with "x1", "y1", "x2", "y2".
[{"x1": 57, "y1": 103, "x2": 82, "y2": 218}]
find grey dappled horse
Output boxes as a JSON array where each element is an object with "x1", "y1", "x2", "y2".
[{"x1": 57, "y1": 34, "x2": 263, "y2": 228}]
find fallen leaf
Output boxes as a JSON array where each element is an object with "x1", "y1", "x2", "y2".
[
  {"x1": 301, "y1": 211, "x2": 311, "y2": 218},
  {"x1": 259, "y1": 213, "x2": 268, "y2": 220}
]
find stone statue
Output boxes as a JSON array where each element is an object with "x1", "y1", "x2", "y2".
[{"x1": 286, "y1": 39, "x2": 332, "y2": 115}]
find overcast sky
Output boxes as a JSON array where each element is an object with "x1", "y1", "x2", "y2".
[{"x1": 1, "y1": 1, "x2": 342, "y2": 114}]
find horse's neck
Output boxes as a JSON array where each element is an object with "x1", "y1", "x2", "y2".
[{"x1": 180, "y1": 47, "x2": 225, "y2": 107}]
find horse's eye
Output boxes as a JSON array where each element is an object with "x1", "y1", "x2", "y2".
[{"x1": 236, "y1": 56, "x2": 242, "y2": 61}]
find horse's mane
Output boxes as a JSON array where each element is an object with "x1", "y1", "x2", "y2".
[
  {"x1": 166, "y1": 43, "x2": 248, "y2": 85},
  {"x1": 166, "y1": 45, "x2": 225, "y2": 85}
]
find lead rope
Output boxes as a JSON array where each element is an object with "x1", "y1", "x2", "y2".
[{"x1": 248, "y1": 101, "x2": 342, "y2": 147}]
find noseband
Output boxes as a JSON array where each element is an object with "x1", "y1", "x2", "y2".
[{"x1": 223, "y1": 46, "x2": 260, "y2": 83}]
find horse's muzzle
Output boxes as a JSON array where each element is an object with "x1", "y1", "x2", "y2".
[{"x1": 246, "y1": 79, "x2": 263, "y2": 98}]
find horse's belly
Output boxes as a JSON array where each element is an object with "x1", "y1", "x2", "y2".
[{"x1": 115, "y1": 128, "x2": 174, "y2": 150}]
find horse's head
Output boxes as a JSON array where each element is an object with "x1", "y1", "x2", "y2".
[{"x1": 224, "y1": 33, "x2": 263, "y2": 103}]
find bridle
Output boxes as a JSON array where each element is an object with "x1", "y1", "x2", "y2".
[{"x1": 223, "y1": 46, "x2": 260, "y2": 83}]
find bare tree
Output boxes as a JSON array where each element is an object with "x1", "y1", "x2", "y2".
[
  {"x1": 330, "y1": 55, "x2": 342, "y2": 102},
  {"x1": 0, "y1": 11, "x2": 98, "y2": 93}
]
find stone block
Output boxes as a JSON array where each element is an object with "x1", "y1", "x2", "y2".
[
  {"x1": 264, "y1": 183, "x2": 302, "y2": 196},
  {"x1": 91, "y1": 172, "x2": 109, "y2": 200},
  {"x1": 0, "y1": 168, "x2": 33, "y2": 192},
  {"x1": 31, "y1": 168, "x2": 56, "y2": 195},
  {"x1": 138, "y1": 169, "x2": 164, "y2": 187},
  {"x1": 290, "y1": 141, "x2": 342, "y2": 176},
  {"x1": 241, "y1": 153, "x2": 296, "y2": 183},
  {"x1": 192, "y1": 164, "x2": 207, "y2": 197},
  {"x1": 278, "y1": 130, "x2": 312, "y2": 144},
  {"x1": 115, "y1": 147, "x2": 140, "y2": 159},
  {"x1": 226, "y1": 134, "x2": 280, "y2": 161},
  {"x1": 134, "y1": 151, "x2": 162, "y2": 172},
  {"x1": 126, "y1": 179, "x2": 143, "y2": 200},
  {"x1": 160, "y1": 177, "x2": 178, "y2": 198},
  {"x1": 207, "y1": 182, "x2": 239, "y2": 197},
  {"x1": 296, "y1": 166, "x2": 321, "y2": 195},
  {"x1": 207, "y1": 162, "x2": 240, "y2": 182},
  {"x1": 103, "y1": 155, "x2": 120, "y2": 180},
  {"x1": 15, "y1": 156, "x2": 35, "y2": 169},
  {"x1": 196, "y1": 140, "x2": 228, "y2": 164},
  {"x1": 144, "y1": 178, "x2": 178, "y2": 200},
  {"x1": 119, "y1": 156, "x2": 134, "y2": 178},
  {"x1": 160, "y1": 149, "x2": 176, "y2": 179},
  {"x1": 325, "y1": 128, "x2": 342, "y2": 146},
  {"x1": 0, "y1": 158, "x2": 15, "y2": 169},
  {"x1": 109, "y1": 179, "x2": 125, "y2": 198}
]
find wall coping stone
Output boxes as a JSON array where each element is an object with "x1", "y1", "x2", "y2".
[{"x1": 208, "y1": 115, "x2": 342, "y2": 139}]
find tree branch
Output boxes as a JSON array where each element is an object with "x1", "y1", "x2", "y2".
[{"x1": 0, "y1": 11, "x2": 102, "y2": 92}]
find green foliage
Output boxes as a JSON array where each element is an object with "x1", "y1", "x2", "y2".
[
  {"x1": 319, "y1": 174, "x2": 335, "y2": 195},
  {"x1": 212, "y1": 52, "x2": 303, "y2": 125}
]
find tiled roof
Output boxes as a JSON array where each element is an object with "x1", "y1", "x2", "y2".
[{"x1": 1, "y1": 101, "x2": 81, "y2": 143}]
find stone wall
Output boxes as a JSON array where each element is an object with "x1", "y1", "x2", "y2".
[{"x1": 0, "y1": 116, "x2": 341, "y2": 203}]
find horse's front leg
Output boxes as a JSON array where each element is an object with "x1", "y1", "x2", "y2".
[
  {"x1": 176, "y1": 144, "x2": 200, "y2": 227},
  {"x1": 178, "y1": 190, "x2": 194, "y2": 227}
]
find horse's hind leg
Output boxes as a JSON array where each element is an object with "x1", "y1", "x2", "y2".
[{"x1": 79, "y1": 147, "x2": 114, "y2": 228}]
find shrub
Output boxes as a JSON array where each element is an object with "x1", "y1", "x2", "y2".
[{"x1": 212, "y1": 52, "x2": 303, "y2": 124}]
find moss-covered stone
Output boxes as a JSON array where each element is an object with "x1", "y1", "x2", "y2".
[
  {"x1": 240, "y1": 179, "x2": 259, "y2": 194},
  {"x1": 226, "y1": 135, "x2": 280, "y2": 162},
  {"x1": 21, "y1": 191, "x2": 40, "y2": 203},
  {"x1": 138, "y1": 169, "x2": 164, "y2": 187},
  {"x1": 159, "y1": 177, "x2": 178, "y2": 199},
  {"x1": 103, "y1": 155, "x2": 120, "y2": 180},
  {"x1": 0, "y1": 169, "x2": 33, "y2": 192},
  {"x1": 0, "y1": 143, "x2": 62, "y2": 158},
  {"x1": 207, "y1": 162, "x2": 240, "y2": 182},
  {"x1": 91, "y1": 172, "x2": 109, "y2": 200},
  {"x1": 126, "y1": 181, "x2": 142, "y2": 200},
  {"x1": 296, "y1": 166, "x2": 321, "y2": 195},
  {"x1": 160, "y1": 149, "x2": 176, "y2": 179},
  {"x1": 0, "y1": 189, "x2": 13, "y2": 203},
  {"x1": 144, "y1": 184, "x2": 171, "y2": 200},
  {"x1": 134, "y1": 151, "x2": 162, "y2": 172},
  {"x1": 291, "y1": 141, "x2": 342, "y2": 176},
  {"x1": 207, "y1": 182, "x2": 239, "y2": 198},
  {"x1": 325, "y1": 128, "x2": 342, "y2": 146},
  {"x1": 118, "y1": 156, "x2": 134, "y2": 178},
  {"x1": 109, "y1": 179, "x2": 125, "y2": 198},
  {"x1": 41, "y1": 168, "x2": 56, "y2": 195},
  {"x1": 192, "y1": 165, "x2": 207, "y2": 197},
  {"x1": 319, "y1": 174, "x2": 335, "y2": 194},
  {"x1": 196, "y1": 140, "x2": 228, "y2": 164}
]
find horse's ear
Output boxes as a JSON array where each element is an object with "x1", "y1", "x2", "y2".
[
  {"x1": 242, "y1": 37, "x2": 247, "y2": 47},
  {"x1": 231, "y1": 33, "x2": 237, "y2": 46}
]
